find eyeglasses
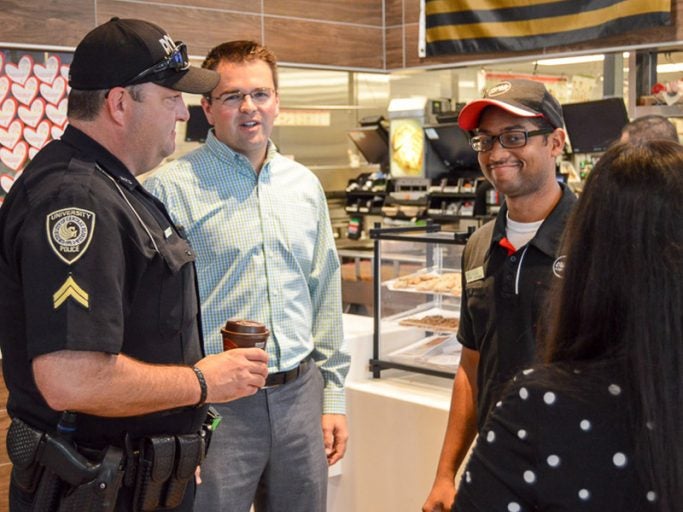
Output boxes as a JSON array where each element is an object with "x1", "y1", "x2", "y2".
[
  {"x1": 470, "y1": 128, "x2": 554, "y2": 152},
  {"x1": 209, "y1": 88, "x2": 276, "y2": 107},
  {"x1": 125, "y1": 42, "x2": 190, "y2": 85}
]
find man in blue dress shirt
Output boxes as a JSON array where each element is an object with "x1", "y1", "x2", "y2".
[{"x1": 144, "y1": 40, "x2": 350, "y2": 512}]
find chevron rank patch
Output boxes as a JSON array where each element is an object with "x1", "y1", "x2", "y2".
[
  {"x1": 46, "y1": 208, "x2": 96, "y2": 265},
  {"x1": 53, "y1": 275, "x2": 89, "y2": 310}
]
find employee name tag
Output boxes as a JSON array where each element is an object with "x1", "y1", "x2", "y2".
[{"x1": 465, "y1": 266, "x2": 485, "y2": 283}]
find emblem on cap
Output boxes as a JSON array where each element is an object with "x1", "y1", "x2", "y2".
[
  {"x1": 552, "y1": 255, "x2": 566, "y2": 278},
  {"x1": 46, "y1": 207, "x2": 96, "y2": 265},
  {"x1": 487, "y1": 81, "x2": 512, "y2": 97}
]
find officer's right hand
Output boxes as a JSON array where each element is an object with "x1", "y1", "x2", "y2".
[{"x1": 195, "y1": 349, "x2": 268, "y2": 403}]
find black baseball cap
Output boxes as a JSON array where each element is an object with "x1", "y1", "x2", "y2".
[
  {"x1": 69, "y1": 17, "x2": 219, "y2": 94},
  {"x1": 458, "y1": 79, "x2": 564, "y2": 131}
]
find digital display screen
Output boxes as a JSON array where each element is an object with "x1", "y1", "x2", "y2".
[
  {"x1": 562, "y1": 98, "x2": 629, "y2": 153},
  {"x1": 424, "y1": 122, "x2": 478, "y2": 171}
]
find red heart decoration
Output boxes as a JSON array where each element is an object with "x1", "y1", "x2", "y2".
[
  {"x1": 5, "y1": 55, "x2": 34, "y2": 86},
  {"x1": 18, "y1": 98, "x2": 46, "y2": 128},
  {"x1": 24, "y1": 119, "x2": 51, "y2": 149},
  {"x1": 46, "y1": 98, "x2": 67, "y2": 127},
  {"x1": 0, "y1": 76, "x2": 9, "y2": 104},
  {"x1": 12, "y1": 76, "x2": 39, "y2": 106},
  {"x1": 28, "y1": 146, "x2": 39, "y2": 160},
  {"x1": 60, "y1": 65, "x2": 69, "y2": 81},
  {"x1": 34, "y1": 55, "x2": 61, "y2": 85},
  {"x1": 0, "y1": 119, "x2": 23, "y2": 149},
  {"x1": 0, "y1": 98, "x2": 18, "y2": 128},
  {"x1": 1, "y1": 169, "x2": 23, "y2": 194},
  {"x1": 51, "y1": 124, "x2": 65, "y2": 140},
  {"x1": 40, "y1": 76, "x2": 66, "y2": 105},
  {"x1": 0, "y1": 140, "x2": 28, "y2": 171}
]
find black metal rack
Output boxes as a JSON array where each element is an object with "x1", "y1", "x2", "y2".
[{"x1": 368, "y1": 223, "x2": 470, "y2": 379}]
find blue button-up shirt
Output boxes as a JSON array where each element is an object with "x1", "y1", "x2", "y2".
[{"x1": 144, "y1": 130, "x2": 349, "y2": 413}]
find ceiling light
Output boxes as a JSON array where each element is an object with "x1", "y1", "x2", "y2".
[{"x1": 536, "y1": 55, "x2": 605, "y2": 66}]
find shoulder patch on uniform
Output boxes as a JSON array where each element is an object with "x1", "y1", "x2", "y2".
[
  {"x1": 46, "y1": 207, "x2": 96, "y2": 265},
  {"x1": 53, "y1": 275, "x2": 89, "y2": 310}
]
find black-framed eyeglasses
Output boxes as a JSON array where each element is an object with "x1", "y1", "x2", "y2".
[
  {"x1": 208, "y1": 88, "x2": 276, "y2": 107},
  {"x1": 125, "y1": 42, "x2": 190, "y2": 85},
  {"x1": 470, "y1": 128, "x2": 554, "y2": 152}
]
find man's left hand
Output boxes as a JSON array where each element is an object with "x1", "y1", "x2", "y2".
[{"x1": 321, "y1": 414, "x2": 348, "y2": 465}]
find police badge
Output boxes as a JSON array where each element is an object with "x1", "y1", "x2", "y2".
[{"x1": 46, "y1": 207, "x2": 96, "y2": 265}]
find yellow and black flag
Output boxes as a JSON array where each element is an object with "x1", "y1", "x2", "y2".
[{"x1": 423, "y1": 0, "x2": 671, "y2": 56}]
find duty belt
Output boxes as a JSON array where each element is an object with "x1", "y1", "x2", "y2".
[{"x1": 6, "y1": 407, "x2": 221, "y2": 511}]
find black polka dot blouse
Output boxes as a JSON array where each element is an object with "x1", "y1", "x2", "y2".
[{"x1": 453, "y1": 366, "x2": 657, "y2": 511}]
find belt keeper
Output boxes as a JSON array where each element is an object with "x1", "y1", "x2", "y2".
[{"x1": 192, "y1": 366, "x2": 207, "y2": 407}]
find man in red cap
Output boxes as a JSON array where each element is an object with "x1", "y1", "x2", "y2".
[
  {"x1": 423, "y1": 79, "x2": 576, "y2": 512},
  {"x1": 0, "y1": 18, "x2": 268, "y2": 511}
]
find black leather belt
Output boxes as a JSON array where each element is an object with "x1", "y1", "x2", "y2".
[{"x1": 265, "y1": 359, "x2": 308, "y2": 388}]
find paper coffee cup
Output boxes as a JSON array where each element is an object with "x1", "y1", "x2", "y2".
[{"x1": 221, "y1": 319, "x2": 269, "y2": 350}]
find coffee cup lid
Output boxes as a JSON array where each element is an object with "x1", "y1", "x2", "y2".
[{"x1": 223, "y1": 319, "x2": 267, "y2": 334}]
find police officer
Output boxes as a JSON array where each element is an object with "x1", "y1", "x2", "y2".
[
  {"x1": 423, "y1": 79, "x2": 577, "y2": 512},
  {"x1": 0, "y1": 18, "x2": 268, "y2": 511}
]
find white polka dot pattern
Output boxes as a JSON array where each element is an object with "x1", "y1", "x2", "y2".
[
  {"x1": 608, "y1": 384, "x2": 621, "y2": 396},
  {"x1": 613, "y1": 452, "x2": 627, "y2": 467},
  {"x1": 457, "y1": 369, "x2": 649, "y2": 511}
]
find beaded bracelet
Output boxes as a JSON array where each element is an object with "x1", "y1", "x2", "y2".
[{"x1": 192, "y1": 366, "x2": 208, "y2": 407}]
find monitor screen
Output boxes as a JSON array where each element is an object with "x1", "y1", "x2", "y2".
[
  {"x1": 424, "y1": 122, "x2": 479, "y2": 171},
  {"x1": 562, "y1": 98, "x2": 629, "y2": 153},
  {"x1": 185, "y1": 105, "x2": 211, "y2": 143},
  {"x1": 348, "y1": 125, "x2": 389, "y2": 165}
]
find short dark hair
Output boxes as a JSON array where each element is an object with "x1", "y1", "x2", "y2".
[
  {"x1": 544, "y1": 140, "x2": 683, "y2": 509},
  {"x1": 202, "y1": 41, "x2": 278, "y2": 91},
  {"x1": 67, "y1": 85, "x2": 144, "y2": 121},
  {"x1": 621, "y1": 114, "x2": 679, "y2": 144}
]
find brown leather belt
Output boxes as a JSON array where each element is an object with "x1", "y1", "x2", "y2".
[{"x1": 265, "y1": 359, "x2": 309, "y2": 388}]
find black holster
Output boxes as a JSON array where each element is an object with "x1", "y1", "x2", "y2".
[{"x1": 6, "y1": 417, "x2": 124, "y2": 512}]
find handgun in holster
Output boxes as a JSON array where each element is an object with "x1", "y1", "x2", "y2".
[{"x1": 6, "y1": 417, "x2": 124, "y2": 512}]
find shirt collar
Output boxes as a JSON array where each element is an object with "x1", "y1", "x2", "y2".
[
  {"x1": 204, "y1": 129, "x2": 277, "y2": 176},
  {"x1": 60, "y1": 125, "x2": 139, "y2": 190},
  {"x1": 491, "y1": 183, "x2": 577, "y2": 257}
]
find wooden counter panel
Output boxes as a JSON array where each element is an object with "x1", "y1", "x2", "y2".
[
  {"x1": 386, "y1": 26, "x2": 404, "y2": 70},
  {"x1": 264, "y1": 0, "x2": 382, "y2": 27},
  {"x1": 142, "y1": 0, "x2": 260, "y2": 13},
  {"x1": 385, "y1": 0, "x2": 403, "y2": 28},
  {"x1": 265, "y1": 18, "x2": 384, "y2": 69},
  {"x1": 97, "y1": 1, "x2": 262, "y2": 57},
  {"x1": 0, "y1": 0, "x2": 93, "y2": 48}
]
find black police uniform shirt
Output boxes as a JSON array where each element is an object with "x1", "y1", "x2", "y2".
[
  {"x1": 0, "y1": 125, "x2": 206, "y2": 448},
  {"x1": 457, "y1": 184, "x2": 576, "y2": 430}
]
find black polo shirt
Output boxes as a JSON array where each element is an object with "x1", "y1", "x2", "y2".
[
  {"x1": 457, "y1": 184, "x2": 576, "y2": 430},
  {"x1": 0, "y1": 125, "x2": 206, "y2": 447}
]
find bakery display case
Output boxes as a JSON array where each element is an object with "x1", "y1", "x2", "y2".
[{"x1": 369, "y1": 223, "x2": 470, "y2": 379}]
